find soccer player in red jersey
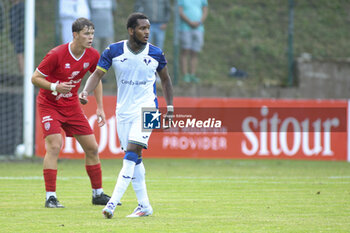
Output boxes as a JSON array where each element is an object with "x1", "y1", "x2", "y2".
[{"x1": 31, "y1": 18, "x2": 110, "y2": 208}]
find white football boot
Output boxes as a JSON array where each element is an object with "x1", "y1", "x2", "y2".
[
  {"x1": 102, "y1": 202, "x2": 117, "y2": 219},
  {"x1": 126, "y1": 204, "x2": 153, "y2": 217}
]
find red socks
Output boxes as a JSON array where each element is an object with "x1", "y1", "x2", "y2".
[
  {"x1": 43, "y1": 169, "x2": 57, "y2": 192},
  {"x1": 43, "y1": 164, "x2": 102, "y2": 192},
  {"x1": 85, "y1": 163, "x2": 103, "y2": 189}
]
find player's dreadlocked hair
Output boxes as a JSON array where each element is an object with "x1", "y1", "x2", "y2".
[
  {"x1": 72, "y1": 17, "x2": 94, "y2": 33},
  {"x1": 127, "y1": 12, "x2": 149, "y2": 29}
]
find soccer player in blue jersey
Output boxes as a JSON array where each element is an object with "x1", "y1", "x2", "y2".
[{"x1": 79, "y1": 12, "x2": 174, "y2": 218}]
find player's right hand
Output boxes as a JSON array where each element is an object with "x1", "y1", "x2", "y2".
[
  {"x1": 79, "y1": 90, "x2": 89, "y2": 105},
  {"x1": 57, "y1": 81, "x2": 75, "y2": 94}
]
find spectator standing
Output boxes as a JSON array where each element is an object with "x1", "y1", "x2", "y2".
[
  {"x1": 134, "y1": 0, "x2": 171, "y2": 50},
  {"x1": 88, "y1": 0, "x2": 117, "y2": 53},
  {"x1": 59, "y1": 0, "x2": 90, "y2": 44},
  {"x1": 178, "y1": 0, "x2": 208, "y2": 83},
  {"x1": 9, "y1": 0, "x2": 25, "y2": 74}
]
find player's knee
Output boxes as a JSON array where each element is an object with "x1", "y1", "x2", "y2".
[
  {"x1": 45, "y1": 135, "x2": 62, "y2": 154},
  {"x1": 84, "y1": 144, "x2": 98, "y2": 158},
  {"x1": 126, "y1": 144, "x2": 143, "y2": 156},
  {"x1": 124, "y1": 151, "x2": 140, "y2": 163},
  {"x1": 46, "y1": 143, "x2": 61, "y2": 156}
]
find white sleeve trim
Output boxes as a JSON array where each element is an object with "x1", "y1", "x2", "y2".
[{"x1": 36, "y1": 68, "x2": 48, "y2": 77}]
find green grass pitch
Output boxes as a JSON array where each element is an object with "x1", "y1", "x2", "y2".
[{"x1": 0, "y1": 158, "x2": 349, "y2": 233}]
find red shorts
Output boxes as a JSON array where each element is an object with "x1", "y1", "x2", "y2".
[{"x1": 37, "y1": 103, "x2": 93, "y2": 138}]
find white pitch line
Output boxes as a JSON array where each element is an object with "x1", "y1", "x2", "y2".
[
  {"x1": 0, "y1": 176, "x2": 350, "y2": 183},
  {"x1": 168, "y1": 176, "x2": 350, "y2": 180}
]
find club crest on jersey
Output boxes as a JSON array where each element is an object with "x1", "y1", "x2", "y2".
[
  {"x1": 44, "y1": 122, "x2": 50, "y2": 131},
  {"x1": 65, "y1": 63, "x2": 70, "y2": 69},
  {"x1": 143, "y1": 58, "x2": 151, "y2": 65},
  {"x1": 83, "y1": 62, "x2": 89, "y2": 69}
]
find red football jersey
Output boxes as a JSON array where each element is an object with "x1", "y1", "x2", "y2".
[{"x1": 36, "y1": 43, "x2": 100, "y2": 107}]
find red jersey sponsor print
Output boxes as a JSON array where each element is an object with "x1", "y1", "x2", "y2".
[{"x1": 36, "y1": 43, "x2": 100, "y2": 107}]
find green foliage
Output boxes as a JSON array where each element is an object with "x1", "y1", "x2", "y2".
[
  {"x1": 34, "y1": 0, "x2": 350, "y2": 89},
  {"x1": 0, "y1": 158, "x2": 350, "y2": 232}
]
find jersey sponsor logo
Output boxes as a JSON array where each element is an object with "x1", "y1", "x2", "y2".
[
  {"x1": 55, "y1": 92, "x2": 73, "y2": 101},
  {"x1": 121, "y1": 79, "x2": 146, "y2": 85},
  {"x1": 83, "y1": 62, "x2": 89, "y2": 69},
  {"x1": 65, "y1": 63, "x2": 70, "y2": 69},
  {"x1": 120, "y1": 58, "x2": 127, "y2": 62},
  {"x1": 143, "y1": 109, "x2": 161, "y2": 129},
  {"x1": 71, "y1": 79, "x2": 82, "y2": 84},
  {"x1": 44, "y1": 122, "x2": 50, "y2": 131},
  {"x1": 68, "y1": 71, "x2": 80, "y2": 79}
]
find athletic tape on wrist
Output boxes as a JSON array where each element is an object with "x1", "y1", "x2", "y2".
[{"x1": 50, "y1": 83, "x2": 57, "y2": 91}]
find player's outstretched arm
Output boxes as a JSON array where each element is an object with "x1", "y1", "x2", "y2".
[
  {"x1": 79, "y1": 68, "x2": 105, "y2": 104},
  {"x1": 93, "y1": 80, "x2": 106, "y2": 127}
]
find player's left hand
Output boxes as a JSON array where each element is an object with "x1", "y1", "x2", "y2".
[{"x1": 96, "y1": 108, "x2": 106, "y2": 127}]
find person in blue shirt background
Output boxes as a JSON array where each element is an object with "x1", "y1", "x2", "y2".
[{"x1": 178, "y1": 0, "x2": 208, "y2": 83}]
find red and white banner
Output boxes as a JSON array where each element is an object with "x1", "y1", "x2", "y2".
[{"x1": 35, "y1": 97, "x2": 349, "y2": 161}]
